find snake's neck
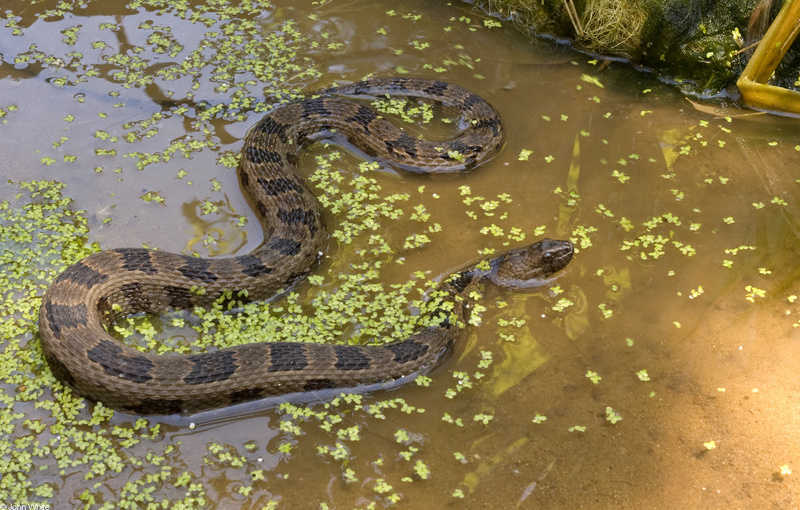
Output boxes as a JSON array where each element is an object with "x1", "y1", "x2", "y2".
[{"x1": 428, "y1": 267, "x2": 487, "y2": 327}]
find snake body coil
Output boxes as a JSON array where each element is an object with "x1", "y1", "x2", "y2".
[{"x1": 38, "y1": 78, "x2": 573, "y2": 415}]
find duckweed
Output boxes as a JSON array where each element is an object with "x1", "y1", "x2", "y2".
[
  {"x1": 585, "y1": 370, "x2": 602, "y2": 384},
  {"x1": 605, "y1": 407, "x2": 622, "y2": 424},
  {"x1": 531, "y1": 414, "x2": 547, "y2": 424},
  {"x1": 0, "y1": 181, "x2": 185, "y2": 505}
]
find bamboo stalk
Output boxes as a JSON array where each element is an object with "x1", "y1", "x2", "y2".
[{"x1": 737, "y1": 0, "x2": 800, "y2": 113}]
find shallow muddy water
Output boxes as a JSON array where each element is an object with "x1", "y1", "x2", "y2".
[{"x1": 2, "y1": 0, "x2": 800, "y2": 508}]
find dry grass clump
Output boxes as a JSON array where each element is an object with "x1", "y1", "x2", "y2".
[
  {"x1": 486, "y1": 0, "x2": 647, "y2": 59},
  {"x1": 579, "y1": 0, "x2": 646, "y2": 57}
]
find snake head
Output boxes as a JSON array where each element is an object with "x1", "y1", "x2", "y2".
[{"x1": 488, "y1": 238, "x2": 574, "y2": 288}]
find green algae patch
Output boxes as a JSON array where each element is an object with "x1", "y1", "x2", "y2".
[{"x1": 0, "y1": 181, "x2": 176, "y2": 505}]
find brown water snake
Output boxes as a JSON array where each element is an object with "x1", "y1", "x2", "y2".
[{"x1": 38, "y1": 77, "x2": 574, "y2": 415}]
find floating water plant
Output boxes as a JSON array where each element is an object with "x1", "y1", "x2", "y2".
[
  {"x1": 605, "y1": 407, "x2": 622, "y2": 424},
  {"x1": 585, "y1": 370, "x2": 602, "y2": 384}
]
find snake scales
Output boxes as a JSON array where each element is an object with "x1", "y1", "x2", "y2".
[{"x1": 38, "y1": 77, "x2": 574, "y2": 415}]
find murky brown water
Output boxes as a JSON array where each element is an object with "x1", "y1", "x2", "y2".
[{"x1": 2, "y1": 0, "x2": 800, "y2": 508}]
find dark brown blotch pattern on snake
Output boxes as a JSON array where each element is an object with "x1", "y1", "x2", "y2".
[
  {"x1": 120, "y1": 282, "x2": 151, "y2": 313},
  {"x1": 120, "y1": 250, "x2": 159, "y2": 274},
  {"x1": 385, "y1": 133, "x2": 419, "y2": 160},
  {"x1": 333, "y1": 345, "x2": 372, "y2": 371},
  {"x1": 164, "y1": 285, "x2": 194, "y2": 310},
  {"x1": 260, "y1": 176, "x2": 305, "y2": 196},
  {"x1": 268, "y1": 237, "x2": 302, "y2": 256},
  {"x1": 87, "y1": 340, "x2": 154, "y2": 383},
  {"x1": 60, "y1": 261, "x2": 108, "y2": 289},
  {"x1": 238, "y1": 254, "x2": 274, "y2": 278},
  {"x1": 178, "y1": 257, "x2": 218, "y2": 282},
  {"x1": 38, "y1": 77, "x2": 573, "y2": 415},
  {"x1": 386, "y1": 340, "x2": 430, "y2": 365},
  {"x1": 277, "y1": 208, "x2": 318, "y2": 231},
  {"x1": 266, "y1": 343, "x2": 309, "y2": 372},
  {"x1": 43, "y1": 302, "x2": 89, "y2": 340},
  {"x1": 345, "y1": 104, "x2": 379, "y2": 134},
  {"x1": 184, "y1": 351, "x2": 239, "y2": 385}
]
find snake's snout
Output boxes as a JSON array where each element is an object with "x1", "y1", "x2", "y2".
[
  {"x1": 489, "y1": 238, "x2": 574, "y2": 288},
  {"x1": 538, "y1": 238, "x2": 574, "y2": 275}
]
